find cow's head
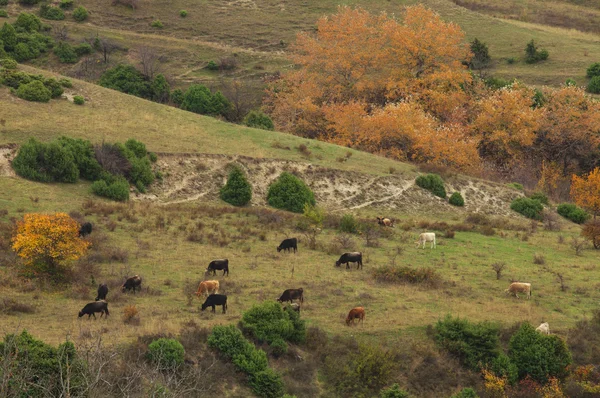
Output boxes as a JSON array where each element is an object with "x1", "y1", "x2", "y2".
[
  {"x1": 277, "y1": 246, "x2": 282, "y2": 253},
  {"x1": 414, "y1": 241, "x2": 421, "y2": 248},
  {"x1": 78, "y1": 311, "x2": 85, "y2": 317},
  {"x1": 335, "y1": 260, "x2": 341, "y2": 267}
]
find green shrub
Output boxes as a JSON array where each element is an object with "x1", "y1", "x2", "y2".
[
  {"x1": 170, "y1": 88, "x2": 183, "y2": 106},
  {"x1": 449, "y1": 192, "x2": 464, "y2": 206},
  {"x1": 13, "y1": 42, "x2": 35, "y2": 62},
  {"x1": 54, "y1": 41, "x2": 77, "y2": 63},
  {"x1": 208, "y1": 324, "x2": 269, "y2": 374},
  {"x1": 506, "y1": 182, "x2": 523, "y2": 190},
  {"x1": 39, "y1": 4, "x2": 65, "y2": 20},
  {"x1": 557, "y1": 203, "x2": 589, "y2": 224},
  {"x1": 14, "y1": 13, "x2": 42, "y2": 32},
  {"x1": 129, "y1": 156, "x2": 154, "y2": 192},
  {"x1": 565, "y1": 78, "x2": 576, "y2": 86},
  {"x1": 528, "y1": 192, "x2": 548, "y2": 205},
  {"x1": 508, "y1": 323, "x2": 572, "y2": 383},
  {"x1": 124, "y1": 138, "x2": 147, "y2": 158},
  {"x1": 244, "y1": 110, "x2": 274, "y2": 130},
  {"x1": 269, "y1": 338, "x2": 287, "y2": 357},
  {"x1": 220, "y1": 165, "x2": 252, "y2": 206},
  {"x1": 59, "y1": 0, "x2": 73, "y2": 9},
  {"x1": 267, "y1": 172, "x2": 315, "y2": 213},
  {"x1": 586, "y1": 62, "x2": 600, "y2": 78},
  {"x1": 99, "y1": 64, "x2": 152, "y2": 99},
  {"x1": 12, "y1": 138, "x2": 79, "y2": 182},
  {"x1": 381, "y1": 384, "x2": 411, "y2": 398},
  {"x1": 181, "y1": 84, "x2": 231, "y2": 116},
  {"x1": 18, "y1": 0, "x2": 40, "y2": 5},
  {"x1": 73, "y1": 95, "x2": 84, "y2": 105},
  {"x1": 485, "y1": 76, "x2": 511, "y2": 90},
  {"x1": 151, "y1": 19, "x2": 163, "y2": 28},
  {"x1": 525, "y1": 39, "x2": 549, "y2": 63},
  {"x1": 206, "y1": 60, "x2": 219, "y2": 70},
  {"x1": 339, "y1": 213, "x2": 359, "y2": 234},
  {"x1": 371, "y1": 265, "x2": 441, "y2": 286},
  {"x1": 0, "y1": 57, "x2": 17, "y2": 69},
  {"x1": 72, "y1": 6, "x2": 88, "y2": 22},
  {"x1": 450, "y1": 388, "x2": 478, "y2": 398},
  {"x1": 57, "y1": 136, "x2": 102, "y2": 180},
  {"x1": 151, "y1": 73, "x2": 170, "y2": 103},
  {"x1": 147, "y1": 338, "x2": 185, "y2": 370},
  {"x1": 179, "y1": 9, "x2": 187, "y2": 17},
  {"x1": 490, "y1": 353, "x2": 518, "y2": 385},
  {"x1": 434, "y1": 315, "x2": 501, "y2": 372},
  {"x1": 469, "y1": 38, "x2": 490, "y2": 70},
  {"x1": 510, "y1": 197, "x2": 543, "y2": 220},
  {"x1": 587, "y1": 76, "x2": 600, "y2": 94},
  {"x1": 58, "y1": 77, "x2": 71, "y2": 87},
  {"x1": 240, "y1": 301, "x2": 306, "y2": 349},
  {"x1": 248, "y1": 368, "x2": 285, "y2": 398},
  {"x1": 91, "y1": 176, "x2": 130, "y2": 201},
  {"x1": 0, "y1": 10, "x2": 7, "y2": 18},
  {"x1": 0, "y1": 0, "x2": 8, "y2": 6},
  {"x1": 43, "y1": 77, "x2": 63, "y2": 98},
  {"x1": 73, "y1": 42, "x2": 92, "y2": 56},
  {"x1": 415, "y1": 173, "x2": 446, "y2": 198},
  {"x1": 0, "y1": 23, "x2": 17, "y2": 51},
  {"x1": 16, "y1": 79, "x2": 51, "y2": 101}
]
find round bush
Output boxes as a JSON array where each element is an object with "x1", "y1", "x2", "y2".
[
  {"x1": 0, "y1": 10, "x2": 7, "y2": 17},
  {"x1": 244, "y1": 110, "x2": 274, "y2": 131},
  {"x1": 586, "y1": 62, "x2": 600, "y2": 78},
  {"x1": 490, "y1": 353, "x2": 518, "y2": 385},
  {"x1": 179, "y1": 9, "x2": 187, "y2": 17},
  {"x1": 147, "y1": 338, "x2": 185, "y2": 369},
  {"x1": 510, "y1": 197, "x2": 543, "y2": 220},
  {"x1": 0, "y1": 58, "x2": 18, "y2": 69},
  {"x1": 528, "y1": 191, "x2": 548, "y2": 205},
  {"x1": 72, "y1": 6, "x2": 88, "y2": 22},
  {"x1": 151, "y1": 19, "x2": 163, "y2": 28},
  {"x1": 220, "y1": 165, "x2": 252, "y2": 206},
  {"x1": 415, "y1": 173, "x2": 446, "y2": 198},
  {"x1": 248, "y1": 369, "x2": 285, "y2": 398},
  {"x1": 54, "y1": 41, "x2": 77, "y2": 63},
  {"x1": 73, "y1": 95, "x2": 84, "y2": 105},
  {"x1": 449, "y1": 192, "x2": 464, "y2": 207},
  {"x1": 44, "y1": 78, "x2": 63, "y2": 98},
  {"x1": 0, "y1": 0, "x2": 8, "y2": 6},
  {"x1": 587, "y1": 76, "x2": 600, "y2": 94},
  {"x1": 267, "y1": 172, "x2": 315, "y2": 213},
  {"x1": 12, "y1": 138, "x2": 79, "y2": 182},
  {"x1": 16, "y1": 79, "x2": 51, "y2": 102},
  {"x1": 91, "y1": 177, "x2": 130, "y2": 201},
  {"x1": 269, "y1": 338, "x2": 287, "y2": 357},
  {"x1": 565, "y1": 78, "x2": 576, "y2": 86},
  {"x1": 557, "y1": 203, "x2": 589, "y2": 224},
  {"x1": 40, "y1": 5, "x2": 65, "y2": 20},
  {"x1": 339, "y1": 213, "x2": 359, "y2": 234}
]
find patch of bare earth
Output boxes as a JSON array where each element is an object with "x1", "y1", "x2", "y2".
[{"x1": 0, "y1": 144, "x2": 17, "y2": 177}]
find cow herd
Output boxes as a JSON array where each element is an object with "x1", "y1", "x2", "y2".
[{"x1": 75, "y1": 216, "x2": 544, "y2": 332}]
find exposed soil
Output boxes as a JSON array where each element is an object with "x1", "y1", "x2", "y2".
[{"x1": 0, "y1": 144, "x2": 17, "y2": 177}]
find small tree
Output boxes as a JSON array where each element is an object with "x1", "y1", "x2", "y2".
[
  {"x1": 586, "y1": 62, "x2": 600, "y2": 78},
  {"x1": 587, "y1": 76, "x2": 600, "y2": 94},
  {"x1": 299, "y1": 203, "x2": 324, "y2": 249},
  {"x1": 582, "y1": 220, "x2": 600, "y2": 249},
  {"x1": 469, "y1": 38, "x2": 490, "y2": 70},
  {"x1": 449, "y1": 192, "x2": 465, "y2": 206},
  {"x1": 267, "y1": 172, "x2": 315, "y2": 213},
  {"x1": 147, "y1": 338, "x2": 185, "y2": 370},
  {"x1": 380, "y1": 383, "x2": 411, "y2": 398},
  {"x1": 571, "y1": 167, "x2": 600, "y2": 218},
  {"x1": 525, "y1": 39, "x2": 549, "y2": 64},
  {"x1": 220, "y1": 165, "x2": 252, "y2": 206},
  {"x1": 12, "y1": 213, "x2": 90, "y2": 278}
]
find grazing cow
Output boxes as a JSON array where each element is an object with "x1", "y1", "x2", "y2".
[
  {"x1": 195, "y1": 280, "x2": 220, "y2": 297},
  {"x1": 505, "y1": 282, "x2": 531, "y2": 299},
  {"x1": 335, "y1": 252, "x2": 363, "y2": 270},
  {"x1": 122, "y1": 275, "x2": 142, "y2": 293},
  {"x1": 284, "y1": 303, "x2": 301, "y2": 314},
  {"x1": 201, "y1": 294, "x2": 228, "y2": 313},
  {"x1": 277, "y1": 238, "x2": 298, "y2": 253},
  {"x1": 377, "y1": 217, "x2": 394, "y2": 227},
  {"x1": 277, "y1": 288, "x2": 304, "y2": 304},
  {"x1": 78, "y1": 301, "x2": 109, "y2": 319},
  {"x1": 79, "y1": 222, "x2": 93, "y2": 237},
  {"x1": 346, "y1": 307, "x2": 365, "y2": 326},
  {"x1": 536, "y1": 322, "x2": 550, "y2": 335},
  {"x1": 206, "y1": 259, "x2": 229, "y2": 276},
  {"x1": 415, "y1": 232, "x2": 436, "y2": 249},
  {"x1": 95, "y1": 283, "x2": 108, "y2": 301}
]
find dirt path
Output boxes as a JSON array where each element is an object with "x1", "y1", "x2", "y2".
[{"x1": 0, "y1": 145, "x2": 17, "y2": 177}]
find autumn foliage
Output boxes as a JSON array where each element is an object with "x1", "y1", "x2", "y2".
[
  {"x1": 12, "y1": 213, "x2": 90, "y2": 278},
  {"x1": 571, "y1": 167, "x2": 600, "y2": 218}
]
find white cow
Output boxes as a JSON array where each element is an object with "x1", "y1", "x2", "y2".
[
  {"x1": 415, "y1": 232, "x2": 436, "y2": 249},
  {"x1": 505, "y1": 282, "x2": 531, "y2": 299},
  {"x1": 535, "y1": 322, "x2": 550, "y2": 335}
]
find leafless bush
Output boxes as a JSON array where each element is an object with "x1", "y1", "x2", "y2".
[
  {"x1": 361, "y1": 223, "x2": 381, "y2": 247},
  {"x1": 122, "y1": 305, "x2": 139, "y2": 324},
  {"x1": 480, "y1": 226, "x2": 495, "y2": 236},
  {"x1": 182, "y1": 279, "x2": 198, "y2": 306},
  {"x1": 533, "y1": 253, "x2": 546, "y2": 265},
  {"x1": 105, "y1": 247, "x2": 129, "y2": 263},
  {"x1": 53, "y1": 24, "x2": 69, "y2": 40},
  {"x1": 571, "y1": 237, "x2": 587, "y2": 256},
  {"x1": 219, "y1": 56, "x2": 238, "y2": 71},
  {"x1": 557, "y1": 235, "x2": 565, "y2": 244},
  {"x1": 543, "y1": 210, "x2": 561, "y2": 231},
  {"x1": 556, "y1": 273, "x2": 568, "y2": 292},
  {"x1": 271, "y1": 141, "x2": 290, "y2": 150},
  {"x1": 296, "y1": 144, "x2": 312, "y2": 159},
  {"x1": 111, "y1": 0, "x2": 138, "y2": 9},
  {"x1": 105, "y1": 220, "x2": 117, "y2": 232},
  {"x1": 137, "y1": 46, "x2": 163, "y2": 79},
  {"x1": 0, "y1": 298, "x2": 36, "y2": 314},
  {"x1": 94, "y1": 143, "x2": 130, "y2": 176},
  {"x1": 491, "y1": 262, "x2": 506, "y2": 280},
  {"x1": 334, "y1": 233, "x2": 356, "y2": 250},
  {"x1": 444, "y1": 230, "x2": 455, "y2": 239}
]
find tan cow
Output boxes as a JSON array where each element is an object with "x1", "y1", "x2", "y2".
[
  {"x1": 377, "y1": 217, "x2": 394, "y2": 227},
  {"x1": 415, "y1": 232, "x2": 436, "y2": 249},
  {"x1": 195, "y1": 280, "x2": 220, "y2": 297},
  {"x1": 505, "y1": 282, "x2": 531, "y2": 299},
  {"x1": 535, "y1": 322, "x2": 550, "y2": 335}
]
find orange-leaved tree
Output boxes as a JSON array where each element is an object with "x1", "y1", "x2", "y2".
[
  {"x1": 571, "y1": 167, "x2": 600, "y2": 218},
  {"x1": 12, "y1": 213, "x2": 90, "y2": 277}
]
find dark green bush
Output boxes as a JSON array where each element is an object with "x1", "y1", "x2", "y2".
[
  {"x1": 415, "y1": 173, "x2": 446, "y2": 198},
  {"x1": 267, "y1": 172, "x2": 315, "y2": 213},
  {"x1": 450, "y1": 388, "x2": 478, "y2": 398},
  {"x1": 72, "y1": 6, "x2": 88, "y2": 22},
  {"x1": 565, "y1": 78, "x2": 576, "y2": 86},
  {"x1": 485, "y1": 76, "x2": 511, "y2": 90},
  {"x1": 180, "y1": 84, "x2": 231, "y2": 116},
  {"x1": 339, "y1": 213, "x2": 359, "y2": 234},
  {"x1": 528, "y1": 192, "x2": 548, "y2": 205},
  {"x1": 244, "y1": 110, "x2": 274, "y2": 130},
  {"x1": 525, "y1": 40, "x2": 549, "y2": 64},
  {"x1": 151, "y1": 19, "x2": 163, "y2": 28},
  {"x1": 508, "y1": 323, "x2": 572, "y2": 383},
  {"x1": 170, "y1": 88, "x2": 184, "y2": 106},
  {"x1": 99, "y1": 64, "x2": 152, "y2": 99},
  {"x1": 557, "y1": 203, "x2": 589, "y2": 224},
  {"x1": 14, "y1": 13, "x2": 42, "y2": 32},
  {"x1": 147, "y1": 338, "x2": 185, "y2": 370},
  {"x1": 179, "y1": 10, "x2": 187, "y2": 17},
  {"x1": 248, "y1": 369, "x2": 285, "y2": 398},
  {"x1": 587, "y1": 76, "x2": 600, "y2": 94},
  {"x1": 91, "y1": 176, "x2": 130, "y2": 201},
  {"x1": 18, "y1": 0, "x2": 40, "y2": 5},
  {"x1": 151, "y1": 73, "x2": 170, "y2": 103},
  {"x1": 0, "y1": 10, "x2": 7, "y2": 18},
  {"x1": 380, "y1": 384, "x2": 411, "y2": 398},
  {"x1": 586, "y1": 62, "x2": 600, "y2": 78},
  {"x1": 469, "y1": 38, "x2": 490, "y2": 70},
  {"x1": 54, "y1": 41, "x2": 77, "y2": 63},
  {"x1": 57, "y1": 136, "x2": 102, "y2": 180},
  {"x1": 12, "y1": 138, "x2": 79, "y2": 182},
  {"x1": 220, "y1": 165, "x2": 252, "y2": 206},
  {"x1": 206, "y1": 60, "x2": 218, "y2": 70},
  {"x1": 124, "y1": 138, "x2": 148, "y2": 158},
  {"x1": 449, "y1": 192, "x2": 464, "y2": 206},
  {"x1": 240, "y1": 301, "x2": 306, "y2": 349},
  {"x1": 208, "y1": 324, "x2": 269, "y2": 375},
  {"x1": 73, "y1": 42, "x2": 92, "y2": 56},
  {"x1": 510, "y1": 197, "x2": 543, "y2": 220},
  {"x1": 0, "y1": 57, "x2": 17, "y2": 69},
  {"x1": 43, "y1": 77, "x2": 63, "y2": 98},
  {"x1": 13, "y1": 42, "x2": 35, "y2": 61},
  {"x1": 39, "y1": 4, "x2": 65, "y2": 20},
  {"x1": 73, "y1": 95, "x2": 84, "y2": 105},
  {"x1": 59, "y1": 0, "x2": 73, "y2": 9},
  {"x1": 58, "y1": 77, "x2": 72, "y2": 87},
  {"x1": 16, "y1": 79, "x2": 51, "y2": 101},
  {"x1": 1, "y1": 70, "x2": 33, "y2": 88},
  {"x1": 0, "y1": 23, "x2": 17, "y2": 51},
  {"x1": 490, "y1": 353, "x2": 518, "y2": 385},
  {"x1": 0, "y1": 0, "x2": 8, "y2": 6},
  {"x1": 434, "y1": 315, "x2": 501, "y2": 372}
]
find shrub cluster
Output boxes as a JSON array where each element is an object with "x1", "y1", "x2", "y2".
[
  {"x1": 267, "y1": 172, "x2": 315, "y2": 213},
  {"x1": 510, "y1": 197, "x2": 543, "y2": 220},
  {"x1": 0, "y1": 13, "x2": 54, "y2": 63},
  {"x1": 449, "y1": 192, "x2": 464, "y2": 206},
  {"x1": 339, "y1": 213, "x2": 359, "y2": 234},
  {"x1": 220, "y1": 165, "x2": 252, "y2": 206},
  {"x1": 587, "y1": 76, "x2": 600, "y2": 94},
  {"x1": 99, "y1": 65, "x2": 173, "y2": 104},
  {"x1": 73, "y1": 95, "x2": 84, "y2": 104},
  {"x1": 525, "y1": 39, "x2": 549, "y2": 64},
  {"x1": 557, "y1": 203, "x2": 589, "y2": 224},
  {"x1": 240, "y1": 301, "x2": 306, "y2": 357},
  {"x1": 1, "y1": 69, "x2": 64, "y2": 101},
  {"x1": 415, "y1": 173, "x2": 446, "y2": 198},
  {"x1": 208, "y1": 325, "x2": 284, "y2": 398},
  {"x1": 12, "y1": 138, "x2": 79, "y2": 182},
  {"x1": 72, "y1": 6, "x2": 88, "y2": 22},
  {"x1": 244, "y1": 110, "x2": 274, "y2": 130},
  {"x1": 528, "y1": 191, "x2": 548, "y2": 205},
  {"x1": 39, "y1": 4, "x2": 65, "y2": 20},
  {"x1": 371, "y1": 265, "x2": 441, "y2": 287},
  {"x1": 147, "y1": 338, "x2": 185, "y2": 370},
  {"x1": 180, "y1": 84, "x2": 231, "y2": 117},
  {"x1": 59, "y1": 0, "x2": 73, "y2": 9}
]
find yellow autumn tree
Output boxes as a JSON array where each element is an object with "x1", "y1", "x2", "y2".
[
  {"x1": 571, "y1": 167, "x2": 600, "y2": 218},
  {"x1": 12, "y1": 213, "x2": 90, "y2": 278}
]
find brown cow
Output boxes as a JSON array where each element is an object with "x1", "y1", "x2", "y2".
[
  {"x1": 195, "y1": 280, "x2": 220, "y2": 297},
  {"x1": 377, "y1": 217, "x2": 394, "y2": 227},
  {"x1": 346, "y1": 307, "x2": 365, "y2": 326}
]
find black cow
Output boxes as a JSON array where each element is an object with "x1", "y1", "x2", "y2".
[
  {"x1": 79, "y1": 222, "x2": 93, "y2": 237},
  {"x1": 201, "y1": 294, "x2": 228, "y2": 313},
  {"x1": 95, "y1": 283, "x2": 108, "y2": 301},
  {"x1": 335, "y1": 252, "x2": 363, "y2": 270},
  {"x1": 78, "y1": 301, "x2": 109, "y2": 319},
  {"x1": 206, "y1": 259, "x2": 229, "y2": 276},
  {"x1": 122, "y1": 275, "x2": 142, "y2": 293},
  {"x1": 277, "y1": 237, "x2": 298, "y2": 253},
  {"x1": 277, "y1": 288, "x2": 304, "y2": 304}
]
